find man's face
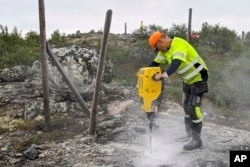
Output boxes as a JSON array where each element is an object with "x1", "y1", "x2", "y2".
[
  {"x1": 154, "y1": 38, "x2": 165, "y2": 52},
  {"x1": 154, "y1": 37, "x2": 172, "y2": 52}
]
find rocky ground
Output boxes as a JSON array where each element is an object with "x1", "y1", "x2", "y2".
[{"x1": 1, "y1": 84, "x2": 250, "y2": 167}]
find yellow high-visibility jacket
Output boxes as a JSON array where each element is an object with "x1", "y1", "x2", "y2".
[{"x1": 153, "y1": 37, "x2": 208, "y2": 85}]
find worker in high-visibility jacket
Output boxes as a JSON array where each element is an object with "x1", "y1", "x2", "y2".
[{"x1": 148, "y1": 31, "x2": 208, "y2": 151}]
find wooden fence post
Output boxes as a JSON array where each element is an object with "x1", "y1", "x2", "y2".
[
  {"x1": 38, "y1": 0, "x2": 51, "y2": 131},
  {"x1": 89, "y1": 9, "x2": 112, "y2": 135}
]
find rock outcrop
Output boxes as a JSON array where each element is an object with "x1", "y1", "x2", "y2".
[{"x1": 0, "y1": 45, "x2": 114, "y2": 119}]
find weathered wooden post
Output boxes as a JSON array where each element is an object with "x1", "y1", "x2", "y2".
[
  {"x1": 241, "y1": 31, "x2": 245, "y2": 47},
  {"x1": 124, "y1": 22, "x2": 127, "y2": 35},
  {"x1": 38, "y1": 0, "x2": 51, "y2": 131},
  {"x1": 187, "y1": 8, "x2": 192, "y2": 42},
  {"x1": 89, "y1": 9, "x2": 112, "y2": 135}
]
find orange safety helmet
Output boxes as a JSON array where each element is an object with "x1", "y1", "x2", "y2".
[{"x1": 148, "y1": 31, "x2": 164, "y2": 48}]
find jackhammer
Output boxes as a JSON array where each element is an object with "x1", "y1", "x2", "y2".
[{"x1": 137, "y1": 67, "x2": 163, "y2": 132}]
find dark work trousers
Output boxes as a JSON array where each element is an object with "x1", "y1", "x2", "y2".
[{"x1": 182, "y1": 80, "x2": 208, "y2": 122}]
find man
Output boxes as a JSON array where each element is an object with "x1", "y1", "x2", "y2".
[{"x1": 148, "y1": 31, "x2": 208, "y2": 150}]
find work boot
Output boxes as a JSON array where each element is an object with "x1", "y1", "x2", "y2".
[
  {"x1": 175, "y1": 117, "x2": 192, "y2": 142},
  {"x1": 183, "y1": 122, "x2": 203, "y2": 150}
]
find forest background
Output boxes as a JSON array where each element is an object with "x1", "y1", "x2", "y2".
[{"x1": 1, "y1": 22, "x2": 250, "y2": 116}]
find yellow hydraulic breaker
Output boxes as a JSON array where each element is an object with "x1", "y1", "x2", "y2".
[{"x1": 137, "y1": 67, "x2": 162, "y2": 113}]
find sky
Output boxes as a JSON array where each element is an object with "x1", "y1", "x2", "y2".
[{"x1": 1, "y1": 0, "x2": 250, "y2": 37}]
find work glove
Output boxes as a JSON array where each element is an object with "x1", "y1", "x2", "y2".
[
  {"x1": 152, "y1": 72, "x2": 168, "y2": 81},
  {"x1": 135, "y1": 71, "x2": 139, "y2": 78}
]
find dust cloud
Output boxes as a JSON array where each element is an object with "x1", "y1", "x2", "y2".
[
  {"x1": 132, "y1": 114, "x2": 192, "y2": 167},
  {"x1": 220, "y1": 55, "x2": 250, "y2": 114}
]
